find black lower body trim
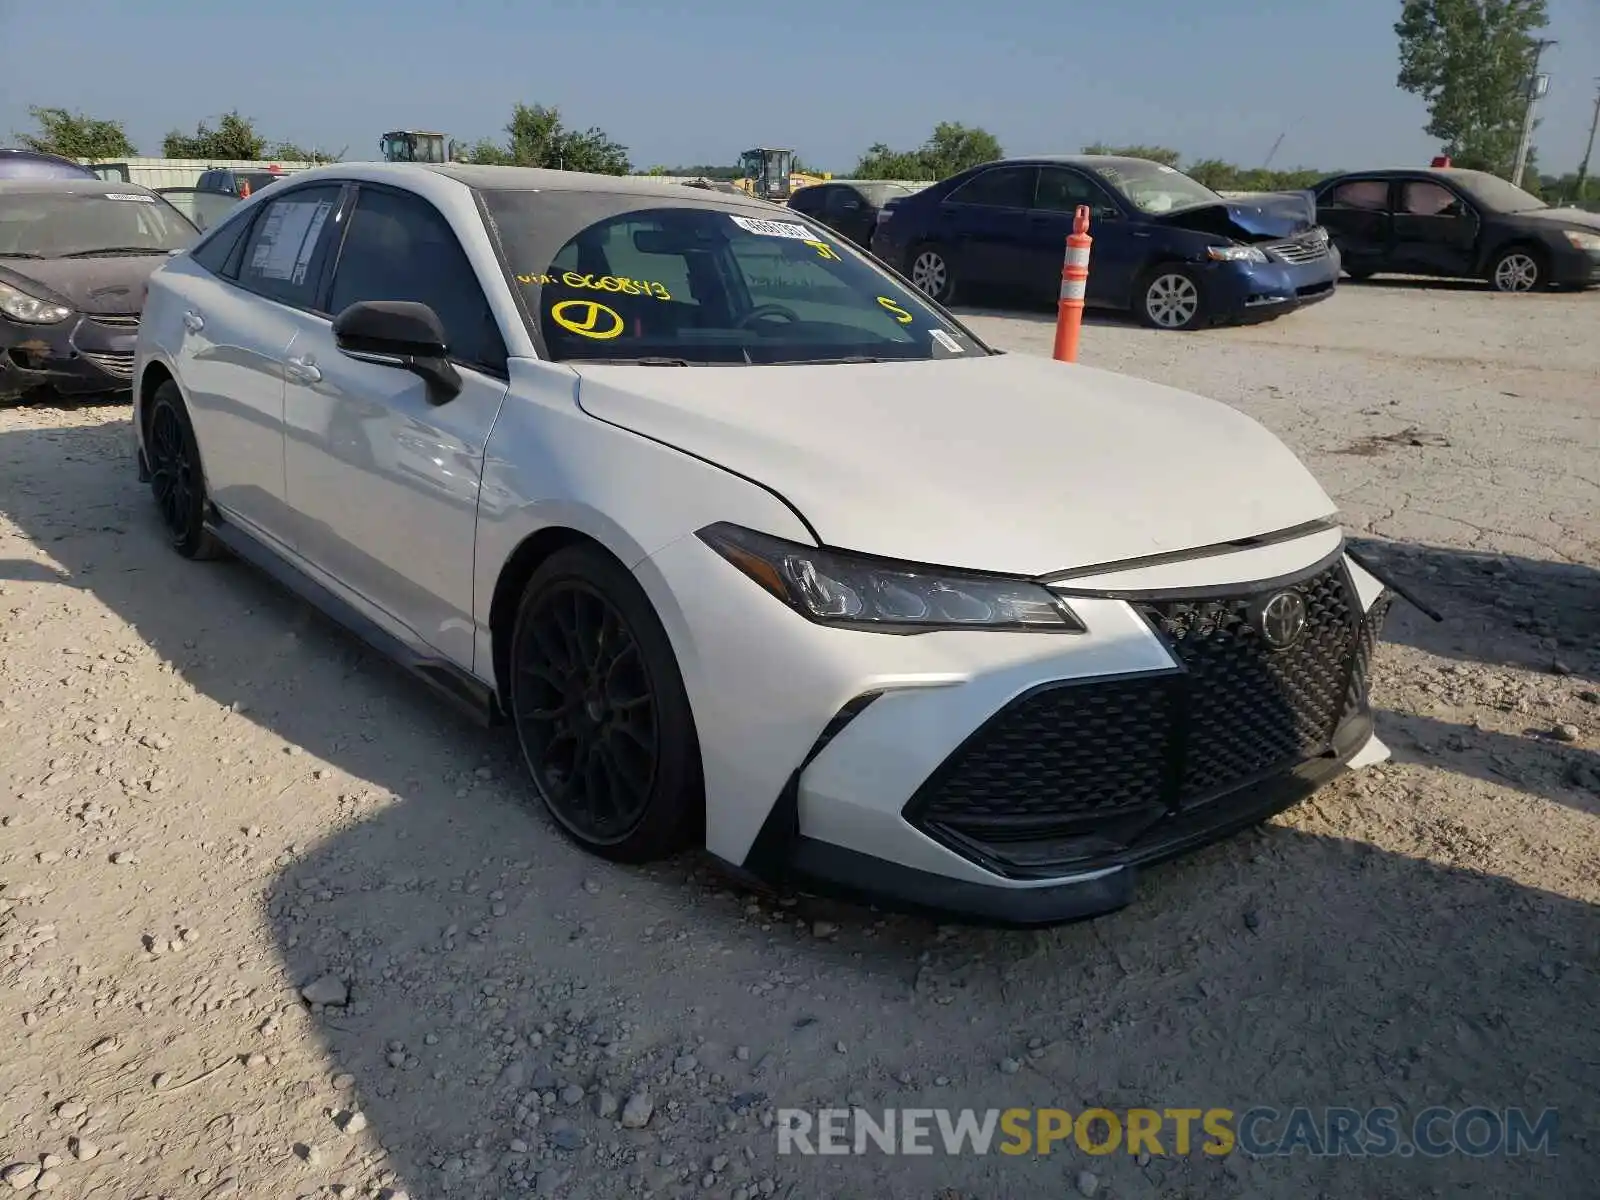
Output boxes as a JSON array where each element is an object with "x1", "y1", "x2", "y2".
[
  {"x1": 733, "y1": 711, "x2": 1372, "y2": 929},
  {"x1": 207, "y1": 517, "x2": 502, "y2": 728}
]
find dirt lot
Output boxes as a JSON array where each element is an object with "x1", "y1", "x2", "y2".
[{"x1": 1, "y1": 281, "x2": 1596, "y2": 1200}]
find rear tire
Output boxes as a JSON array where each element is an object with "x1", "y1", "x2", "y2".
[
  {"x1": 145, "y1": 382, "x2": 224, "y2": 560},
  {"x1": 1488, "y1": 245, "x2": 1545, "y2": 293},
  {"x1": 1136, "y1": 266, "x2": 1206, "y2": 330},
  {"x1": 908, "y1": 243, "x2": 957, "y2": 304},
  {"x1": 508, "y1": 545, "x2": 703, "y2": 863}
]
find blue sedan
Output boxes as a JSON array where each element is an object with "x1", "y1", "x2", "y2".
[{"x1": 870, "y1": 155, "x2": 1340, "y2": 330}]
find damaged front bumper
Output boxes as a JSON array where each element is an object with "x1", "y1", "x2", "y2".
[{"x1": 1, "y1": 312, "x2": 139, "y2": 402}]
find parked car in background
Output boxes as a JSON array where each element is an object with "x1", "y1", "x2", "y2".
[
  {"x1": 0, "y1": 148, "x2": 100, "y2": 180},
  {"x1": 872, "y1": 155, "x2": 1339, "y2": 330},
  {"x1": 1313, "y1": 167, "x2": 1600, "y2": 292},
  {"x1": 1, "y1": 179, "x2": 198, "y2": 404},
  {"x1": 154, "y1": 187, "x2": 244, "y2": 232},
  {"x1": 788, "y1": 180, "x2": 917, "y2": 248},
  {"x1": 196, "y1": 164, "x2": 303, "y2": 198}
]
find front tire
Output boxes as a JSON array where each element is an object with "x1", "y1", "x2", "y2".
[
  {"x1": 908, "y1": 244, "x2": 957, "y2": 304},
  {"x1": 145, "y1": 382, "x2": 223, "y2": 560},
  {"x1": 1136, "y1": 266, "x2": 1206, "y2": 330},
  {"x1": 1489, "y1": 245, "x2": 1545, "y2": 293},
  {"x1": 508, "y1": 545, "x2": 703, "y2": 863}
]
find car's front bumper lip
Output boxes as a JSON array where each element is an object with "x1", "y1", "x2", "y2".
[{"x1": 735, "y1": 708, "x2": 1378, "y2": 928}]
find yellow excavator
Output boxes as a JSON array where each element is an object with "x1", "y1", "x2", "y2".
[
  {"x1": 733, "y1": 148, "x2": 830, "y2": 202},
  {"x1": 379, "y1": 131, "x2": 456, "y2": 163}
]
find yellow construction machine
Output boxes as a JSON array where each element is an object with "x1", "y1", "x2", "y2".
[{"x1": 734, "y1": 148, "x2": 830, "y2": 202}]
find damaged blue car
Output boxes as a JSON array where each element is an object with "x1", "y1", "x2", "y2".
[{"x1": 870, "y1": 154, "x2": 1339, "y2": 330}]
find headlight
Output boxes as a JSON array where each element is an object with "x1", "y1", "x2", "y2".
[
  {"x1": 697, "y1": 523, "x2": 1086, "y2": 634},
  {"x1": 1207, "y1": 245, "x2": 1268, "y2": 264},
  {"x1": 1563, "y1": 229, "x2": 1600, "y2": 252},
  {"x1": 0, "y1": 280, "x2": 72, "y2": 324}
]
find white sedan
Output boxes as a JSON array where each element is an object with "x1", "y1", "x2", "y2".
[{"x1": 132, "y1": 162, "x2": 1397, "y2": 926}]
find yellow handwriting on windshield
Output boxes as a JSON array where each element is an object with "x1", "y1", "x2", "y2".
[
  {"x1": 876, "y1": 296, "x2": 914, "y2": 324},
  {"x1": 516, "y1": 271, "x2": 671, "y2": 300}
]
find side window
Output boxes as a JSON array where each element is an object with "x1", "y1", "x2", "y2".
[
  {"x1": 788, "y1": 187, "x2": 825, "y2": 214},
  {"x1": 190, "y1": 206, "x2": 253, "y2": 275},
  {"x1": 328, "y1": 186, "x2": 506, "y2": 373},
  {"x1": 235, "y1": 184, "x2": 343, "y2": 308},
  {"x1": 1325, "y1": 180, "x2": 1389, "y2": 211},
  {"x1": 1401, "y1": 181, "x2": 1463, "y2": 217},
  {"x1": 825, "y1": 188, "x2": 862, "y2": 217},
  {"x1": 946, "y1": 166, "x2": 1035, "y2": 209},
  {"x1": 1033, "y1": 167, "x2": 1118, "y2": 216}
]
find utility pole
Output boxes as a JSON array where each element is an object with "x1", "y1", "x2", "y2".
[
  {"x1": 1575, "y1": 80, "x2": 1600, "y2": 203},
  {"x1": 1511, "y1": 38, "x2": 1556, "y2": 188}
]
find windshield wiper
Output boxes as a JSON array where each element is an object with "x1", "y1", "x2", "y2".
[
  {"x1": 56, "y1": 247, "x2": 169, "y2": 258},
  {"x1": 0, "y1": 251, "x2": 44, "y2": 259},
  {"x1": 802, "y1": 355, "x2": 900, "y2": 364},
  {"x1": 581, "y1": 356, "x2": 695, "y2": 366}
]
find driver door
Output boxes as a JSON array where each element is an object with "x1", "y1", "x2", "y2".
[{"x1": 279, "y1": 183, "x2": 511, "y2": 670}]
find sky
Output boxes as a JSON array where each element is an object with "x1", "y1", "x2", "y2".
[{"x1": 3, "y1": 0, "x2": 1599, "y2": 176}]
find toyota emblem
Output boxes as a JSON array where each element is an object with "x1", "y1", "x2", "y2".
[{"x1": 1258, "y1": 590, "x2": 1308, "y2": 650}]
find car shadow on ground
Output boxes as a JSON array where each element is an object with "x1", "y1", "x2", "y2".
[
  {"x1": 1348, "y1": 537, "x2": 1599, "y2": 681},
  {"x1": 0, "y1": 417, "x2": 1592, "y2": 1199}
]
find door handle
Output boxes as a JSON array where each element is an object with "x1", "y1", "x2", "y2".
[
  {"x1": 285, "y1": 354, "x2": 322, "y2": 384},
  {"x1": 182, "y1": 311, "x2": 204, "y2": 333}
]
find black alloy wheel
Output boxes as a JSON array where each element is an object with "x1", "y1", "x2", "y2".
[
  {"x1": 146, "y1": 382, "x2": 222, "y2": 560},
  {"x1": 509, "y1": 546, "x2": 701, "y2": 861}
]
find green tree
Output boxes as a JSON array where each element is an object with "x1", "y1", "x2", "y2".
[
  {"x1": 852, "y1": 122, "x2": 1002, "y2": 180},
  {"x1": 469, "y1": 104, "x2": 629, "y2": 174},
  {"x1": 163, "y1": 111, "x2": 267, "y2": 159},
  {"x1": 14, "y1": 106, "x2": 136, "y2": 159},
  {"x1": 1395, "y1": 0, "x2": 1549, "y2": 175},
  {"x1": 269, "y1": 142, "x2": 344, "y2": 164},
  {"x1": 1082, "y1": 143, "x2": 1183, "y2": 168}
]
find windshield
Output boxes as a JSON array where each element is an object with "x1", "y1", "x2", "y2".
[
  {"x1": 1083, "y1": 160, "x2": 1222, "y2": 214},
  {"x1": 483, "y1": 194, "x2": 986, "y2": 365},
  {"x1": 0, "y1": 191, "x2": 198, "y2": 257},
  {"x1": 1452, "y1": 171, "x2": 1546, "y2": 214}
]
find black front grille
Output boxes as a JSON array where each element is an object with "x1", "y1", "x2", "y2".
[{"x1": 906, "y1": 560, "x2": 1389, "y2": 875}]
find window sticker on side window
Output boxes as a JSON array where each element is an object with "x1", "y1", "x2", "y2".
[
  {"x1": 250, "y1": 198, "x2": 333, "y2": 284},
  {"x1": 728, "y1": 215, "x2": 816, "y2": 240}
]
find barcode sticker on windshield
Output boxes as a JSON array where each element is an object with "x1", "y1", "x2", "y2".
[
  {"x1": 104, "y1": 193, "x2": 156, "y2": 203},
  {"x1": 930, "y1": 329, "x2": 964, "y2": 354},
  {"x1": 728, "y1": 215, "x2": 815, "y2": 240}
]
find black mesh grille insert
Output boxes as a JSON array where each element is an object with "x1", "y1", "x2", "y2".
[{"x1": 907, "y1": 561, "x2": 1384, "y2": 871}]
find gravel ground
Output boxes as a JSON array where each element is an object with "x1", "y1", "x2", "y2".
[{"x1": 1, "y1": 281, "x2": 1596, "y2": 1200}]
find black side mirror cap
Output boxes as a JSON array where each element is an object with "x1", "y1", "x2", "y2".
[{"x1": 332, "y1": 300, "x2": 461, "y2": 402}]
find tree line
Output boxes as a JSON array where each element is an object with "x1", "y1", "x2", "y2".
[{"x1": 9, "y1": 104, "x2": 632, "y2": 175}]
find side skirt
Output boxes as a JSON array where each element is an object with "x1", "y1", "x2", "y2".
[{"x1": 206, "y1": 515, "x2": 503, "y2": 729}]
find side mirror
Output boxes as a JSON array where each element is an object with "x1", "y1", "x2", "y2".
[{"x1": 332, "y1": 300, "x2": 461, "y2": 401}]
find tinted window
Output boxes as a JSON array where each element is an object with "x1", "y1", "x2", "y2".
[
  {"x1": 1034, "y1": 167, "x2": 1116, "y2": 214},
  {"x1": 856, "y1": 182, "x2": 914, "y2": 207},
  {"x1": 328, "y1": 186, "x2": 505, "y2": 372},
  {"x1": 487, "y1": 201, "x2": 984, "y2": 365},
  {"x1": 788, "y1": 187, "x2": 827, "y2": 214},
  {"x1": 1401, "y1": 181, "x2": 1462, "y2": 216},
  {"x1": 1325, "y1": 180, "x2": 1389, "y2": 211},
  {"x1": 947, "y1": 166, "x2": 1035, "y2": 208},
  {"x1": 189, "y1": 205, "x2": 253, "y2": 274},
  {"x1": 0, "y1": 191, "x2": 197, "y2": 257},
  {"x1": 824, "y1": 188, "x2": 863, "y2": 216},
  {"x1": 236, "y1": 185, "x2": 342, "y2": 308}
]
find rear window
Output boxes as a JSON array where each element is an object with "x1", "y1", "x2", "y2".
[{"x1": 483, "y1": 195, "x2": 986, "y2": 365}]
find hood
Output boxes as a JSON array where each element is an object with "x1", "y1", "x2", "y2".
[
  {"x1": 0, "y1": 254, "x2": 170, "y2": 315},
  {"x1": 1510, "y1": 206, "x2": 1600, "y2": 233},
  {"x1": 570, "y1": 354, "x2": 1337, "y2": 577},
  {"x1": 1156, "y1": 191, "x2": 1317, "y2": 241}
]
